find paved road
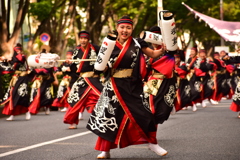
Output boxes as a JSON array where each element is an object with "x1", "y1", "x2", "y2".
[{"x1": 0, "y1": 99, "x2": 239, "y2": 160}]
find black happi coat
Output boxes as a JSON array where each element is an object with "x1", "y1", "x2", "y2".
[
  {"x1": 230, "y1": 69, "x2": 240, "y2": 112},
  {"x1": 67, "y1": 43, "x2": 103, "y2": 107},
  {"x1": 29, "y1": 69, "x2": 55, "y2": 108},
  {"x1": 10, "y1": 51, "x2": 28, "y2": 71},
  {"x1": 1, "y1": 52, "x2": 33, "y2": 108},
  {"x1": 175, "y1": 63, "x2": 191, "y2": 110},
  {"x1": 59, "y1": 62, "x2": 78, "y2": 87},
  {"x1": 0, "y1": 61, "x2": 13, "y2": 102},
  {"x1": 213, "y1": 58, "x2": 229, "y2": 97},
  {"x1": 147, "y1": 53, "x2": 176, "y2": 124},
  {"x1": 199, "y1": 59, "x2": 214, "y2": 99},
  {"x1": 87, "y1": 37, "x2": 156, "y2": 143},
  {"x1": 53, "y1": 62, "x2": 78, "y2": 105},
  {"x1": 232, "y1": 83, "x2": 240, "y2": 106},
  {"x1": 0, "y1": 61, "x2": 14, "y2": 74},
  {"x1": 231, "y1": 65, "x2": 240, "y2": 92},
  {"x1": 9, "y1": 73, "x2": 35, "y2": 108},
  {"x1": 187, "y1": 57, "x2": 202, "y2": 102}
]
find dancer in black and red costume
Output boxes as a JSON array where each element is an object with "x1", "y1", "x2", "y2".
[
  {"x1": 28, "y1": 67, "x2": 58, "y2": 115},
  {"x1": 52, "y1": 50, "x2": 78, "y2": 112},
  {"x1": 1, "y1": 43, "x2": 34, "y2": 121},
  {"x1": 63, "y1": 31, "x2": 103, "y2": 129},
  {"x1": 211, "y1": 52, "x2": 227, "y2": 103},
  {"x1": 144, "y1": 26, "x2": 177, "y2": 123},
  {"x1": 87, "y1": 16, "x2": 168, "y2": 159},
  {"x1": 230, "y1": 63, "x2": 240, "y2": 118},
  {"x1": 0, "y1": 56, "x2": 14, "y2": 103},
  {"x1": 174, "y1": 53, "x2": 192, "y2": 111},
  {"x1": 186, "y1": 47, "x2": 203, "y2": 111}
]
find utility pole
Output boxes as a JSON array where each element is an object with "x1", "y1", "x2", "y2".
[
  {"x1": 220, "y1": 0, "x2": 225, "y2": 46},
  {"x1": 158, "y1": 0, "x2": 163, "y2": 26}
]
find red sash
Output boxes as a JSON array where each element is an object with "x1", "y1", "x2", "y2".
[
  {"x1": 151, "y1": 55, "x2": 175, "y2": 78},
  {"x1": 188, "y1": 56, "x2": 198, "y2": 69},
  {"x1": 77, "y1": 44, "x2": 94, "y2": 72},
  {"x1": 226, "y1": 64, "x2": 235, "y2": 73},
  {"x1": 111, "y1": 37, "x2": 151, "y2": 142},
  {"x1": 113, "y1": 37, "x2": 132, "y2": 68}
]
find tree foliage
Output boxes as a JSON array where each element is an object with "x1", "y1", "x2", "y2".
[
  {"x1": 27, "y1": 0, "x2": 77, "y2": 56},
  {"x1": 1, "y1": 0, "x2": 240, "y2": 57}
]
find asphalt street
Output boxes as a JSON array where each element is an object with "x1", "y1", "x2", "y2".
[{"x1": 0, "y1": 99, "x2": 239, "y2": 160}]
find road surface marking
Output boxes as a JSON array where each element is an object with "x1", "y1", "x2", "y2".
[{"x1": 0, "y1": 131, "x2": 92, "y2": 158}]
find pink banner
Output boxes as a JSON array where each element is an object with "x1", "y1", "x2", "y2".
[{"x1": 182, "y1": 3, "x2": 240, "y2": 42}]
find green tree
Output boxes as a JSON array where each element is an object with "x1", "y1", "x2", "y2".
[
  {"x1": 177, "y1": 0, "x2": 240, "y2": 53},
  {"x1": 27, "y1": 0, "x2": 77, "y2": 56}
]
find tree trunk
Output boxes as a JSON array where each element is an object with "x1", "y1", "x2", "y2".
[
  {"x1": 49, "y1": 0, "x2": 77, "y2": 56},
  {"x1": 86, "y1": 0, "x2": 108, "y2": 45},
  {"x1": 0, "y1": 0, "x2": 29, "y2": 57},
  {"x1": 26, "y1": 0, "x2": 67, "y2": 54}
]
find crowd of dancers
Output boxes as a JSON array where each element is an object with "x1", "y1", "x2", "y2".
[{"x1": 0, "y1": 17, "x2": 240, "y2": 159}]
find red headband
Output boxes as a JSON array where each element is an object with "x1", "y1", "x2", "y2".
[
  {"x1": 79, "y1": 33, "x2": 89, "y2": 39},
  {"x1": 117, "y1": 18, "x2": 133, "y2": 26}
]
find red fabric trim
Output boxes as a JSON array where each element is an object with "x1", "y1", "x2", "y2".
[
  {"x1": 215, "y1": 59, "x2": 226, "y2": 68},
  {"x1": 115, "y1": 41, "x2": 123, "y2": 50},
  {"x1": 228, "y1": 89, "x2": 233, "y2": 99},
  {"x1": 52, "y1": 88, "x2": 70, "y2": 108},
  {"x1": 84, "y1": 78, "x2": 101, "y2": 95},
  {"x1": 95, "y1": 137, "x2": 117, "y2": 151},
  {"x1": 149, "y1": 94, "x2": 155, "y2": 114},
  {"x1": 211, "y1": 76, "x2": 223, "y2": 101},
  {"x1": 0, "y1": 95, "x2": 11, "y2": 106},
  {"x1": 210, "y1": 61, "x2": 217, "y2": 71},
  {"x1": 9, "y1": 87, "x2": 14, "y2": 110},
  {"x1": 175, "y1": 89, "x2": 182, "y2": 112},
  {"x1": 200, "y1": 83, "x2": 204, "y2": 100},
  {"x1": 175, "y1": 67, "x2": 187, "y2": 78},
  {"x1": 1, "y1": 71, "x2": 14, "y2": 75},
  {"x1": 28, "y1": 89, "x2": 41, "y2": 114},
  {"x1": 226, "y1": 64, "x2": 235, "y2": 73},
  {"x1": 194, "y1": 68, "x2": 206, "y2": 77},
  {"x1": 95, "y1": 117, "x2": 156, "y2": 151},
  {"x1": 230, "y1": 102, "x2": 240, "y2": 112},
  {"x1": 140, "y1": 53, "x2": 147, "y2": 80},
  {"x1": 117, "y1": 119, "x2": 150, "y2": 148},
  {"x1": 2, "y1": 104, "x2": 28, "y2": 115},
  {"x1": 52, "y1": 99, "x2": 61, "y2": 107},
  {"x1": 115, "y1": 114, "x2": 128, "y2": 144},
  {"x1": 63, "y1": 87, "x2": 91, "y2": 124},
  {"x1": 63, "y1": 88, "x2": 99, "y2": 125},
  {"x1": 117, "y1": 19, "x2": 133, "y2": 23},
  {"x1": 16, "y1": 54, "x2": 24, "y2": 62},
  {"x1": 188, "y1": 56, "x2": 198, "y2": 69},
  {"x1": 110, "y1": 77, "x2": 150, "y2": 143},
  {"x1": 77, "y1": 43, "x2": 91, "y2": 72},
  {"x1": 149, "y1": 58, "x2": 153, "y2": 65},
  {"x1": 60, "y1": 87, "x2": 71, "y2": 103},
  {"x1": 117, "y1": 23, "x2": 133, "y2": 26},
  {"x1": 79, "y1": 33, "x2": 89, "y2": 39},
  {"x1": 113, "y1": 37, "x2": 132, "y2": 68},
  {"x1": 151, "y1": 55, "x2": 175, "y2": 78}
]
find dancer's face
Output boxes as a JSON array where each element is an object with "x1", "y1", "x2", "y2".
[
  {"x1": 79, "y1": 37, "x2": 89, "y2": 49},
  {"x1": 190, "y1": 50, "x2": 197, "y2": 58},
  {"x1": 175, "y1": 57, "x2": 180, "y2": 64},
  {"x1": 220, "y1": 51, "x2": 226, "y2": 58},
  {"x1": 117, "y1": 24, "x2": 133, "y2": 43},
  {"x1": 199, "y1": 52, "x2": 206, "y2": 59}
]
